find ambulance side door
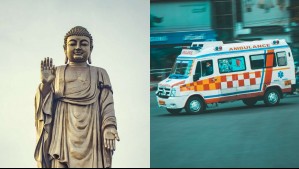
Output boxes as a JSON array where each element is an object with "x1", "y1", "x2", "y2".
[
  {"x1": 249, "y1": 53, "x2": 267, "y2": 92},
  {"x1": 197, "y1": 59, "x2": 220, "y2": 97},
  {"x1": 249, "y1": 51, "x2": 277, "y2": 93}
]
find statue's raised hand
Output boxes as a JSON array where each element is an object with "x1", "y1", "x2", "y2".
[{"x1": 41, "y1": 57, "x2": 56, "y2": 84}]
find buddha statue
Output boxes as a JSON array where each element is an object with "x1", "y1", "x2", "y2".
[{"x1": 34, "y1": 26, "x2": 119, "y2": 168}]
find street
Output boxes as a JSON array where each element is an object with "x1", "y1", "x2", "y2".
[{"x1": 151, "y1": 91, "x2": 299, "y2": 168}]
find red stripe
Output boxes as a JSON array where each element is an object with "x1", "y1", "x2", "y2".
[
  {"x1": 282, "y1": 88, "x2": 292, "y2": 93},
  {"x1": 171, "y1": 80, "x2": 185, "y2": 87},
  {"x1": 205, "y1": 88, "x2": 292, "y2": 104}
]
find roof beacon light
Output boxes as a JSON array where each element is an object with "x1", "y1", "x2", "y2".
[
  {"x1": 215, "y1": 46, "x2": 222, "y2": 51},
  {"x1": 273, "y1": 40, "x2": 279, "y2": 45}
]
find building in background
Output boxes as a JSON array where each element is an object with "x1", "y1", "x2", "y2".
[
  {"x1": 151, "y1": 0, "x2": 218, "y2": 81},
  {"x1": 211, "y1": 0, "x2": 236, "y2": 42},
  {"x1": 290, "y1": 0, "x2": 299, "y2": 61},
  {"x1": 236, "y1": 0, "x2": 299, "y2": 62},
  {"x1": 236, "y1": 0, "x2": 291, "y2": 42}
]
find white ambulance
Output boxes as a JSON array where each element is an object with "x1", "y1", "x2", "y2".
[{"x1": 156, "y1": 39, "x2": 296, "y2": 114}]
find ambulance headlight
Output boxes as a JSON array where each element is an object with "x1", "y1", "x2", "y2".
[{"x1": 170, "y1": 88, "x2": 177, "y2": 97}]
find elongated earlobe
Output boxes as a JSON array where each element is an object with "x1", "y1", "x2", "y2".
[
  {"x1": 88, "y1": 46, "x2": 93, "y2": 64},
  {"x1": 65, "y1": 56, "x2": 68, "y2": 64},
  {"x1": 88, "y1": 57, "x2": 92, "y2": 64}
]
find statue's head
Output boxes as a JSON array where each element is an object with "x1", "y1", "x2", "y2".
[{"x1": 64, "y1": 26, "x2": 93, "y2": 64}]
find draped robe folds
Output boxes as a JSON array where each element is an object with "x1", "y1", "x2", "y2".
[{"x1": 34, "y1": 65, "x2": 117, "y2": 168}]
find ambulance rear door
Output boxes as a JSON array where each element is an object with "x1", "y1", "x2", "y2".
[{"x1": 272, "y1": 49, "x2": 294, "y2": 90}]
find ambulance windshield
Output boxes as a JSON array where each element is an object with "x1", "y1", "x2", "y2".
[{"x1": 169, "y1": 60, "x2": 193, "y2": 79}]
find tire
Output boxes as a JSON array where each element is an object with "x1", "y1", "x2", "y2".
[
  {"x1": 243, "y1": 98, "x2": 258, "y2": 107},
  {"x1": 185, "y1": 96, "x2": 206, "y2": 114},
  {"x1": 166, "y1": 108, "x2": 182, "y2": 115},
  {"x1": 264, "y1": 89, "x2": 281, "y2": 106}
]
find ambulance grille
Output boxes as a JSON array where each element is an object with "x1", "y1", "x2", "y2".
[{"x1": 156, "y1": 87, "x2": 171, "y2": 99}]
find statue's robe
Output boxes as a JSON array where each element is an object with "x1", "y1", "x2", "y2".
[{"x1": 34, "y1": 65, "x2": 117, "y2": 168}]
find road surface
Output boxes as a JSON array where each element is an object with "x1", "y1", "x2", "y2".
[{"x1": 151, "y1": 91, "x2": 299, "y2": 168}]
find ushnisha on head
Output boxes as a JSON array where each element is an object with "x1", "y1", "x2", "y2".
[{"x1": 64, "y1": 26, "x2": 93, "y2": 64}]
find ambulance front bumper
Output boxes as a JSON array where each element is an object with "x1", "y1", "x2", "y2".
[{"x1": 156, "y1": 96, "x2": 188, "y2": 109}]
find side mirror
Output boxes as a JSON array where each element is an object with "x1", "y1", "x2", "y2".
[{"x1": 193, "y1": 74, "x2": 201, "y2": 82}]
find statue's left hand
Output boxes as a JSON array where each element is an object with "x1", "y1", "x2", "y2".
[{"x1": 104, "y1": 127, "x2": 120, "y2": 151}]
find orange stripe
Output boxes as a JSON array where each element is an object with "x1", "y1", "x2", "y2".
[
  {"x1": 263, "y1": 50, "x2": 274, "y2": 90},
  {"x1": 266, "y1": 52, "x2": 274, "y2": 67},
  {"x1": 273, "y1": 67, "x2": 290, "y2": 71}
]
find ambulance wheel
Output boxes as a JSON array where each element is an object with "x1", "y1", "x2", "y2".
[
  {"x1": 185, "y1": 96, "x2": 206, "y2": 114},
  {"x1": 264, "y1": 89, "x2": 280, "y2": 106},
  {"x1": 166, "y1": 108, "x2": 182, "y2": 115},
  {"x1": 243, "y1": 99, "x2": 258, "y2": 107}
]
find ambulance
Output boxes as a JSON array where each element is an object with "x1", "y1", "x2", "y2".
[{"x1": 156, "y1": 39, "x2": 296, "y2": 114}]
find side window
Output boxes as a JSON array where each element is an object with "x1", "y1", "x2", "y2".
[
  {"x1": 195, "y1": 61, "x2": 201, "y2": 75},
  {"x1": 250, "y1": 54, "x2": 265, "y2": 70},
  {"x1": 277, "y1": 51, "x2": 287, "y2": 66},
  {"x1": 202, "y1": 60, "x2": 213, "y2": 77},
  {"x1": 218, "y1": 56, "x2": 246, "y2": 73},
  {"x1": 250, "y1": 53, "x2": 277, "y2": 69}
]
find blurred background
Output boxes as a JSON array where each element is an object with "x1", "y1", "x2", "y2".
[{"x1": 150, "y1": 0, "x2": 299, "y2": 89}]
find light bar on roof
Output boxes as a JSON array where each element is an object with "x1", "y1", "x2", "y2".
[
  {"x1": 273, "y1": 40, "x2": 280, "y2": 45},
  {"x1": 215, "y1": 46, "x2": 222, "y2": 51}
]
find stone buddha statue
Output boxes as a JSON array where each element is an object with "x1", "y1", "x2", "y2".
[{"x1": 34, "y1": 26, "x2": 120, "y2": 168}]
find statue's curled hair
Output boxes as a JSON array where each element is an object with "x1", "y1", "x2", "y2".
[{"x1": 64, "y1": 26, "x2": 93, "y2": 48}]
